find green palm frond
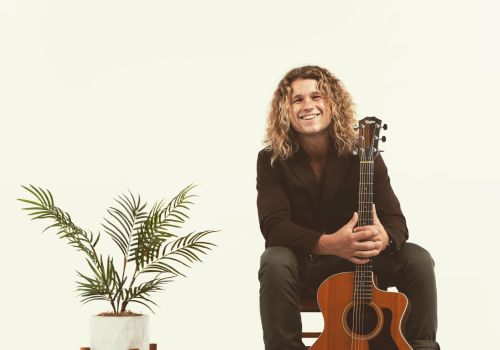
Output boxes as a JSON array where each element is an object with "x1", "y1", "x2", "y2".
[
  {"x1": 121, "y1": 277, "x2": 172, "y2": 313},
  {"x1": 18, "y1": 185, "x2": 99, "y2": 263},
  {"x1": 130, "y1": 184, "x2": 197, "y2": 267},
  {"x1": 160, "y1": 183, "x2": 197, "y2": 229},
  {"x1": 138, "y1": 230, "x2": 218, "y2": 277},
  {"x1": 76, "y1": 255, "x2": 121, "y2": 312},
  {"x1": 102, "y1": 191, "x2": 148, "y2": 259},
  {"x1": 130, "y1": 201, "x2": 167, "y2": 267}
]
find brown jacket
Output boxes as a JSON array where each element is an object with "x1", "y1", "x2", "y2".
[{"x1": 256, "y1": 146, "x2": 408, "y2": 259}]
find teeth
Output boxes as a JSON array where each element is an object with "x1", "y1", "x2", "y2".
[{"x1": 300, "y1": 113, "x2": 320, "y2": 120}]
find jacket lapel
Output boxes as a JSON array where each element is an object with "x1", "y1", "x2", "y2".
[
  {"x1": 320, "y1": 150, "x2": 353, "y2": 207},
  {"x1": 289, "y1": 148, "x2": 321, "y2": 209}
]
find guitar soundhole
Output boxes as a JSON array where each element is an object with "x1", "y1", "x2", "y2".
[{"x1": 345, "y1": 302, "x2": 379, "y2": 336}]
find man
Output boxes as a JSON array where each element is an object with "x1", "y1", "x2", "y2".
[{"x1": 256, "y1": 65, "x2": 439, "y2": 350}]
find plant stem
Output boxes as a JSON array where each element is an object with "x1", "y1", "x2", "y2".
[
  {"x1": 120, "y1": 301, "x2": 128, "y2": 313},
  {"x1": 111, "y1": 299, "x2": 117, "y2": 314}
]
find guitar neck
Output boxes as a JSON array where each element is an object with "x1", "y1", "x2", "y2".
[
  {"x1": 354, "y1": 158, "x2": 375, "y2": 302},
  {"x1": 357, "y1": 159, "x2": 374, "y2": 226},
  {"x1": 353, "y1": 116, "x2": 385, "y2": 303}
]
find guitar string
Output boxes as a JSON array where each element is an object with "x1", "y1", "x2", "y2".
[
  {"x1": 352, "y1": 143, "x2": 360, "y2": 350},
  {"x1": 365, "y1": 134, "x2": 375, "y2": 346},
  {"x1": 356, "y1": 149, "x2": 366, "y2": 348},
  {"x1": 354, "y1": 136, "x2": 367, "y2": 349},
  {"x1": 353, "y1": 146, "x2": 362, "y2": 350},
  {"x1": 358, "y1": 132, "x2": 375, "y2": 348},
  {"x1": 355, "y1": 134, "x2": 365, "y2": 349},
  {"x1": 361, "y1": 147, "x2": 368, "y2": 348},
  {"x1": 362, "y1": 135, "x2": 368, "y2": 348},
  {"x1": 364, "y1": 137, "x2": 375, "y2": 347},
  {"x1": 363, "y1": 151, "x2": 368, "y2": 348},
  {"x1": 366, "y1": 148, "x2": 374, "y2": 346}
]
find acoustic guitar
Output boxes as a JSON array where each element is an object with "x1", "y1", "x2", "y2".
[{"x1": 309, "y1": 117, "x2": 413, "y2": 350}]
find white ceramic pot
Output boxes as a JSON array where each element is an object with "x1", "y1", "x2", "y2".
[{"x1": 90, "y1": 314, "x2": 149, "y2": 350}]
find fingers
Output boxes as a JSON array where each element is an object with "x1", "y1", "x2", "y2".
[
  {"x1": 353, "y1": 239, "x2": 383, "y2": 250},
  {"x1": 352, "y1": 247, "x2": 382, "y2": 257},
  {"x1": 351, "y1": 256, "x2": 371, "y2": 265},
  {"x1": 347, "y1": 212, "x2": 358, "y2": 228},
  {"x1": 372, "y1": 203, "x2": 381, "y2": 225},
  {"x1": 352, "y1": 227, "x2": 381, "y2": 241},
  {"x1": 350, "y1": 245, "x2": 382, "y2": 264}
]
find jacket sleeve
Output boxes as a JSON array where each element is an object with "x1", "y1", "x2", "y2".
[
  {"x1": 373, "y1": 155, "x2": 409, "y2": 253},
  {"x1": 256, "y1": 150, "x2": 323, "y2": 257}
]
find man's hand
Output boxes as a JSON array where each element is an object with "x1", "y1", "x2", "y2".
[{"x1": 312, "y1": 204, "x2": 390, "y2": 264}]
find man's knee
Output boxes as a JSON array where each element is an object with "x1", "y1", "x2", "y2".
[
  {"x1": 399, "y1": 242, "x2": 435, "y2": 274},
  {"x1": 259, "y1": 246, "x2": 300, "y2": 283}
]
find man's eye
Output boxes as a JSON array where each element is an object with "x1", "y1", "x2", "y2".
[
  {"x1": 312, "y1": 95, "x2": 321, "y2": 100},
  {"x1": 292, "y1": 99, "x2": 302, "y2": 104}
]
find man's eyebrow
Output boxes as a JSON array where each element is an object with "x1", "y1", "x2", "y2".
[{"x1": 292, "y1": 91, "x2": 321, "y2": 98}]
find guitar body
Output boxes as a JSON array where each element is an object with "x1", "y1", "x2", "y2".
[{"x1": 309, "y1": 271, "x2": 413, "y2": 350}]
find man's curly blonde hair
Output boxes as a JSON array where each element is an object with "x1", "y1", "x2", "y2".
[{"x1": 265, "y1": 65, "x2": 357, "y2": 164}]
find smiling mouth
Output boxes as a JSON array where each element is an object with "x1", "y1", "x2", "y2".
[{"x1": 299, "y1": 113, "x2": 320, "y2": 120}]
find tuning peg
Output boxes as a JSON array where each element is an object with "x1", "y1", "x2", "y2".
[
  {"x1": 381, "y1": 136, "x2": 386, "y2": 142},
  {"x1": 352, "y1": 148, "x2": 358, "y2": 155},
  {"x1": 383, "y1": 124, "x2": 388, "y2": 130}
]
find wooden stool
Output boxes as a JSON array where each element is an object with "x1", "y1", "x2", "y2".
[{"x1": 300, "y1": 288, "x2": 321, "y2": 340}]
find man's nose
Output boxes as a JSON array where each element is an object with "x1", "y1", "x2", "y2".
[{"x1": 302, "y1": 98, "x2": 314, "y2": 110}]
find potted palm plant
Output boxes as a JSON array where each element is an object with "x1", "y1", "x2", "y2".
[{"x1": 19, "y1": 184, "x2": 217, "y2": 350}]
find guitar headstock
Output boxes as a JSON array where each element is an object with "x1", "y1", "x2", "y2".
[{"x1": 353, "y1": 116, "x2": 387, "y2": 160}]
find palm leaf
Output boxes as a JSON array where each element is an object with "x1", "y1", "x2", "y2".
[
  {"x1": 19, "y1": 185, "x2": 99, "y2": 263},
  {"x1": 122, "y1": 277, "x2": 172, "y2": 313},
  {"x1": 76, "y1": 255, "x2": 121, "y2": 311},
  {"x1": 130, "y1": 184, "x2": 197, "y2": 267},
  {"x1": 102, "y1": 191, "x2": 147, "y2": 258},
  {"x1": 137, "y1": 230, "x2": 218, "y2": 279}
]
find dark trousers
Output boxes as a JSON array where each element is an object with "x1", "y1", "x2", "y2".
[{"x1": 258, "y1": 243, "x2": 440, "y2": 350}]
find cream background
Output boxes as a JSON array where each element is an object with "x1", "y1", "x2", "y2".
[{"x1": 1, "y1": 0, "x2": 498, "y2": 349}]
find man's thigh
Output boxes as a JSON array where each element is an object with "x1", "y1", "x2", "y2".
[
  {"x1": 300, "y1": 255, "x2": 354, "y2": 290},
  {"x1": 372, "y1": 242, "x2": 434, "y2": 288}
]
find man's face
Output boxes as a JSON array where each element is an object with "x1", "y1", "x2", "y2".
[{"x1": 289, "y1": 79, "x2": 331, "y2": 137}]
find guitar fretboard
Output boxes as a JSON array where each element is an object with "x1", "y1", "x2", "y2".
[{"x1": 354, "y1": 158, "x2": 374, "y2": 302}]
